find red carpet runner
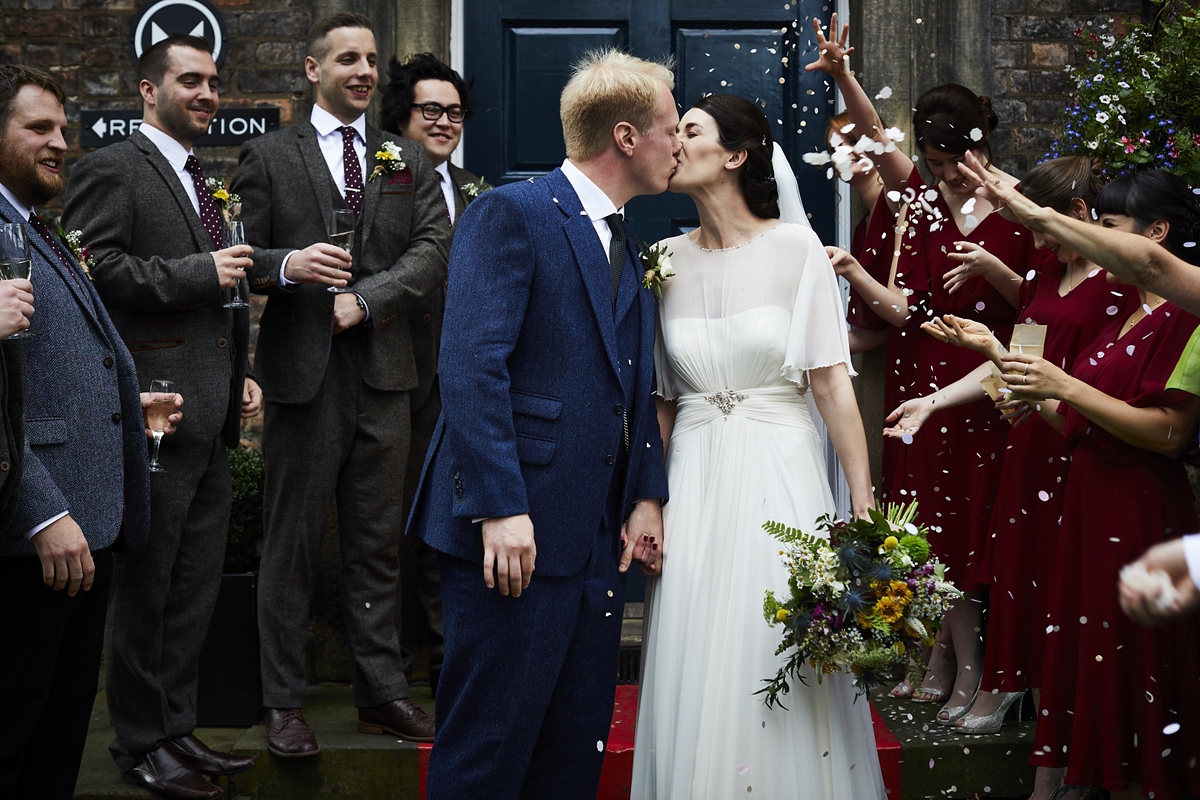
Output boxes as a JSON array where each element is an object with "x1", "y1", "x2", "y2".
[{"x1": 418, "y1": 685, "x2": 903, "y2": 799}]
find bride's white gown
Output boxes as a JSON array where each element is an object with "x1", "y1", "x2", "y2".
[{"x1": 631, "y1": 223, "x2": 885, "y2": 800}]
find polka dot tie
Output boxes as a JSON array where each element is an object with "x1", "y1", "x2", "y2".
[
  {"x1": 184, "y1": 154, "x2": 225, "y2": 250},
  {"x1": 340, "y1": 126, "x2": 364, "y2": 217}
]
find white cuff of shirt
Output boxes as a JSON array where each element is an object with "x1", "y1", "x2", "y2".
[
  {"x1": 25, "y1": 511, "x2": 69, "y2": 540},
  {"x1": 1183, "y1": 533, "x2": 1200, "y2": 591},
  {"x1": 279, "y1": 251, "x2": 296, "y2": 286}
]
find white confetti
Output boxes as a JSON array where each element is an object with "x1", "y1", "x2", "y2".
[
  {"x1": 1106, "y1": 305, "x2": 1120, "y2": 316},
  {"x1": 969, "y1": 127, "x2": 983, "y2": 141},
  {"x1": 1164, "y1": 722, "x2": 1181, "y2": 735},
  {"x1": 975, "y1": 301, "x2": 986, "y2": 311},
  {"x1": 962, "y1": 198, "x2": 977, "y2": 215},
  {"x1": 597, "y1": 740, "x2": 605, "y2": 752},
  {"x1": 875, "y1": 86, "x2": 893, "y2": 100},
  {"x1": 902, "y1": 433, "x2": 914, "y2": 445},
  {"x1": 965, "y1": 214, "x2": 979, "y2": 229},
  {"x1": 1127, "y1": 345, "x2": 1136, "y2": 356},
  {"x1": 1026, "y1": 269, "x2": 1036, "y2": 281},
  {"x1": 736, "y1": 763, "x2": 750, "y2": 774},
  {"x1": 1038, "y1": 490, "x2": 1050, "y2": 501}
]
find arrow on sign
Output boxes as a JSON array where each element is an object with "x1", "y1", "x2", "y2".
[
  {"x1": 91, "y1": 117, "x2": 107, "y2": 138},
  {"x1": 150, "y1": 18, "x2": 204, "y2": 45}
]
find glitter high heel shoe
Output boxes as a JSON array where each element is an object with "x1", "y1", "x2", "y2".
[
  {"x1": 954, "y1": 690, "x2": 1024, "y2": 735},
  {"x1": 935, "y1": 685, "x2": 978, "y2": 725}
]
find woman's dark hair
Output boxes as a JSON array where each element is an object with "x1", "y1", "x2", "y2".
[
  {"x1": 691, "y1": 93, "x2": 779, "y2": 219},
  {"x1": 1093, "y1": 170, "x2": 1200, "y2": 264},
  {"x1": 913, "y1": 83, "x2": 999, "y2": 164},
  {"x1": 1021, "y1": 156, "x2": 1106, "y2": 214}
]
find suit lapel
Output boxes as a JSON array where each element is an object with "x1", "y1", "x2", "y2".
[
  {"x1": 359, "y1": 126, "x2": 383, "y2": 243},
  {"x1": 296, "y1": 123, "x2": 336, "y2": 238},
  {"x1": 132, "y1": 131, "x2": 214, "y2": 252},
  {"x1": 545, "y1": 169, "x2": 622, "y2": 379},
  {"x1": 0, "y1": 197, "x2": 102, "y2": 329}
]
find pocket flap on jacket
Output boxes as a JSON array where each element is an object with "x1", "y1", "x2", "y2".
[
  {"x1": 515, "y1": 434, "x2": 555, "y2": 465},
  {"x1": 26, "y1": 417, "x2": 68, "y2": 446},
  {"x1": 510, "y1": 391, "x2": 563, "y2": 420}
]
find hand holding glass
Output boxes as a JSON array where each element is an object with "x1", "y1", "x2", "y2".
[
  {"x1": 146, "y1": 379, "x2": 176, "y2": 473},
  {"x1": 223, "y1": 220, "x2": 251, "y2": 309},
  {"x1": 328, "y1": 209, "x2": 356, "y2": 293},
  {"x1": 0, "y1": 223, "x2": 33, "y2": 339}
]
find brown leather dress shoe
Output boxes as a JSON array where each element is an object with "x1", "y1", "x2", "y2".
[
  {"x1": 168, "y1": 733, "x2": 256, "y2": 776},
  {"x1": 265, "y1": 708, "x2": 320, "y2": 758},
  {"x1": 358, "y1": 698, "x2": 435, "y2": 742},
  {"x1": 122, "y1": 745, "x2": 222, "y2": 800}
]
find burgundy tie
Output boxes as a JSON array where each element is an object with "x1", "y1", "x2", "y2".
[
  {"x1": 184, "y1": 154, "x2": 225, "y2": 250},
  {"x1": 28, "y1": 212, "x2": 85, "y2": 289},
  {"x1": 340, "y1": 126, "x2": 364, "y2": 217},
  {"x1": 438, "y1": 171, "x2": 452, "y2": 225}
]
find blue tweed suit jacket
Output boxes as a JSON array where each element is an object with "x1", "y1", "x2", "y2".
[
  {"x1": 0, "y1": 194, "x2": 151, "y2": 556},
  {"x1": 410, "y1": 167, "x2": 669, "y2": 577}
]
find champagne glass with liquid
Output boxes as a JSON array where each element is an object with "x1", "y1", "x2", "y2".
[
  {"x1": 223, "y1": 220, "x2": 251, "y2": 309},
  {"x1": 146, "y1": 379, "x2": 175, "y2": 473},
  {"x1": 0, "y1": 223, "x2": 33, "y2": 339},
  {"x1": 328, "y1": 208, "x2": 356, "y2": 294}
]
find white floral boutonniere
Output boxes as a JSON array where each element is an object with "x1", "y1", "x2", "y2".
[
  {"x1": 51, "y1": 218, "x2": 94, "y2": 281},
  {"x1": 639, "y1": 241, "x2": 675, "y2": 300},
  {"x1": 369, "y1": 141, "x2": 407, "y2": 182},
  {"x1": 461, "y1": 176, "x2": 492, "y2": 198},
  {"x1": 204, "y1": 176, "x2": 240, "y2": 221}
]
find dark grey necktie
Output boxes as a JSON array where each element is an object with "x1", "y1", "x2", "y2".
[{"x1": 604, "y1": 212, "x2": 625, "y2": 311}]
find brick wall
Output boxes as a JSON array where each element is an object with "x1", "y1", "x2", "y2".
[
  {"x1": 1, "y1": 0, "x2": 316, "y2": 187},
  {"x1": 988, "y1": 0, "x2": 1143, "y2": 176}
]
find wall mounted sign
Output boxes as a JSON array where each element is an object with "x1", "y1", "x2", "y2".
[
  {"x1": 129, "y1": 0, "x2": 229, "y2": 68},
  {"x1": 80, "y1": 108, "x2": 281, "y2": 148}
]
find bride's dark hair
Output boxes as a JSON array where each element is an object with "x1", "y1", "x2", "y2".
[{"x1": 690, "y1": 93, "x2": 780, "y2": 220}]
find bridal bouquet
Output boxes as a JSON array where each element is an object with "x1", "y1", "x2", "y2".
[{"x1": 759, "y1": 502, "x2": 960, "y2": 708}]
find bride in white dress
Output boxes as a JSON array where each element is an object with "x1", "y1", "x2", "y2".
[{"x1": 630, "y1": 94, "x2": 885, "y2": 800}]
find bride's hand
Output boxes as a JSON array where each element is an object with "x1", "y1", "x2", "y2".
[
  {"x1": 804, "y1": 13, "x2": 854, "y2": 77},
  {"x1": 921, "y1": 314, "x2": 1000, "y2": 357},
  {"x1": 883, "y1": 396, "x2": 936, "y2": 439},
  {"x1": 621, "y1": 498, "x2": 664, "y2": 576}
]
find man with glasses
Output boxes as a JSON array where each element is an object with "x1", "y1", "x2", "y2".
[{"x1": 379, "y1": 52, "x2": 483, "y2": 698}]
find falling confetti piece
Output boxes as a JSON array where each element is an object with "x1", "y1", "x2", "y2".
[
  {"x1": 1127, "y1": 345, "x2": 1136, "y2": 356},
  {"x1": 969, "y1": 127, "x2": 983, "y2": 141},
  {"x1": 597, "y1": 741, "x2": 604, "y2": 752},
  {"x1": 365, "y1": 602, "x2": 371, "y2": 608},
  {"x1": 929, "y1": 759, "x2": 935, "y2": 769},
  {"x1": 1165, "y1": 723, "x2": 1181, "y2": 735},
  {"x1": 1080, "y1": 616, "x2": 1088, "y2": 624},
  {"x1": 875, "y1": 86, "x2": 893, "y2": 100},
  {"x1": 736, "y1": 764, "x2": 749, "y2": 774},
  {"x1": 975, "y1": 301, "x2": 986, "y2": 311},
  {"x1": 902, "y1": 433, "x2": 914, "y2": 445},
  {"x1": 1038, "y1": 490, "x2": 1050, "y2": 501},
  {"x1": 1026, "y1": 269, "x2": 1036, "y2": 280}
]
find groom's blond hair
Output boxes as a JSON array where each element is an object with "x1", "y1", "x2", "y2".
[{"x1": 560, "y1": 49, "x2": 675, "y2": 161}]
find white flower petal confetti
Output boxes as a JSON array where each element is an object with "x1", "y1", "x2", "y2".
[
  {"x1": 597, "y1": 740, "x2": 604, "y2": 752},
  {"x1": 969, "y1": 127, "x2": 983, "y2": 141},
  {"x1": 875, "y1": 86, "x2": 893, "y2": 100},
  {"x1": 736, "y1": 763, "x2": 750, "y2": 774},
  {"x1": 1038, "y1": 490, "x2": 1050, "y2": 501},
  {"x1": 1165, "y1": 722, "x2": 1181, "y2": 735}
]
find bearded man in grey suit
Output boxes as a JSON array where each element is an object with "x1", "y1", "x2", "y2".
[
  {"x1": 0, "y1": 64, "x2": 154, "y2": 800},
  {"x1": 62, "y1": 35, "x2": 260, "y2": 799},
  {"x1": 231, "y1": 12, "x2": 450, "y2": 757}
]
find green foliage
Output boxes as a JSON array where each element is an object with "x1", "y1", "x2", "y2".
[
  {"x1": 1052, "y1": 11, "x2": 1200, "y2": 183},
  {"x1": 761, "y1": 518, "x2": 824, "y2": 549},
  {"x1": 225, "y1": 446, "x2": 265, "y2": 574}
]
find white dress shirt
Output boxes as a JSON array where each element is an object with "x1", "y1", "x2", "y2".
[
  {"x1": 138, "y1": 121, "x2": 202, "y2": 216},
  {"x1": 560, "y1": 158, "x2": 624, "y2": 252},
  {"x1": 435, "y1": 161, "x2": 456, "y2": 225}
]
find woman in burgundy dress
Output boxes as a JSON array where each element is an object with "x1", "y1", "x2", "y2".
[
  {"x1": 885, "y1": 156, "x2": 1135, "y2": 743},
  {"x1": 996, "y1": 170, "x2": 1200, "y2": 800},
  {"x1": 808, "y1": 15, "x2": 1044, "y2": 713}
]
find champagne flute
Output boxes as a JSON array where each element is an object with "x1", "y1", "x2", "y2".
[
  {"x1": 223, "y1": 220, "x2": 251, "y2": 309},
  {"x1": 146, "y1": 379, "x2": 175, "y2": 473},
  {"x1": 0, "y1": 223, "x2": 33, "y2": 340},
  {"x1": 328, "y1": 208, "x2": 356, "y2": 294}
]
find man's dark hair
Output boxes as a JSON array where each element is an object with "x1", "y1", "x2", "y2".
[
  {"x1": 379, "y1": 52, "x2": 475, "y2": 136},
  {"x1": 0, "y1": 65, "x2": 65, "y2": 131},
  {"x1": 137, "y1": 34, "x2": 214, "y2": 86},
  {"x1": 306, "y1": 13, "x2": 374, "y2": 62}
]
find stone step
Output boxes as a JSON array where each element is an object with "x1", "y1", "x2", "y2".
[{"x1": 76, "y1": 679, "x2": 1035, "y2": 800}]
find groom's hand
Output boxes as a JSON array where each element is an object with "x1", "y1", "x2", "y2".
[
  {"x1": 620, "y1": 499, "x2": 664, "y2": 576},
  {"x1": 482, "y1": 514, "x2": 536, "y2": 597}
]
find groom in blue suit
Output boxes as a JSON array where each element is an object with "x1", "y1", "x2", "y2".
[{"x1": 409, "y1": 50, "x2": 680, "y2": 799}]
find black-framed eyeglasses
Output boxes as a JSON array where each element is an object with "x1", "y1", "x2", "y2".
[{"x1": 411, "y1": 102, "x2": 467, "y2": 123}]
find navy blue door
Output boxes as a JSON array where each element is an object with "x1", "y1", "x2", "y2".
[{"x1": 463, "y1": 0, "x2": 836, "y2": 244}]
